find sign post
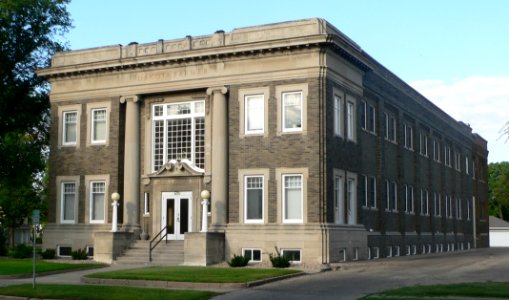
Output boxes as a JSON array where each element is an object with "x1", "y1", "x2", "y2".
[{"x1": 32, "y1": 209, "x2": 40, "y2": 289}]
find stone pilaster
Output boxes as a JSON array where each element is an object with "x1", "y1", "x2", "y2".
[
  {"x1": 120, "y1": 95, "x2": 141, "y2": 232},
  {"x1": 206, "y1": 86, "x2": 228, "y2": 228}
]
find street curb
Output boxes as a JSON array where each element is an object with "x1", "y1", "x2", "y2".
[{"x1": 81, "y1": 271, "x2": 306, "y2": 291}]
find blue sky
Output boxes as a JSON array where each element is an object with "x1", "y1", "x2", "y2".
[{"x1": 66, "y1": 0, "x2": 508, "y2": 162}]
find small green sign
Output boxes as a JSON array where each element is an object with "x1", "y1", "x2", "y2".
[{"x1": 32, "y1": 209, "x2": 40, "y2": 224}]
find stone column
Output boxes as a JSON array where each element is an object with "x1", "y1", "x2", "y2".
[
  {"x1": 206, "y1": 86, "x2": 228, "y2": 228},
  {"x1": 120, "y1": 95, "x2": 141, "y2": 232}
]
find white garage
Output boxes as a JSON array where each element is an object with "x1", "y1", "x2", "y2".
[{"x1": 490, "y1": 216, "x2": 509, "y2": 247}]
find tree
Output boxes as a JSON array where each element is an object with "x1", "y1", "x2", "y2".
[
  {"x1": 488, "y1": 162, "x2": 509, "y2": 221},
  {"x1": 0, "y1": 0, "x2": 71, "y2": 247}
]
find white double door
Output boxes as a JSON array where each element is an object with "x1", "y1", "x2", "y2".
[{"x1": 161, "y1": 192, "x2": 192, "y2": 240}]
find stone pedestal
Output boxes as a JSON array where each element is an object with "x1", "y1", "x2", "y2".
[
  {"x1": 93, "y1": 231, "x2": 133, "y2": 264},
  {"x1": 183, "y1": 232, "x2": 225, "y2": 266}
]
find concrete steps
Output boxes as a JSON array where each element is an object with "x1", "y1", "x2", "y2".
[{"x1": 114, "y1": 240, "x2": 184, "y2": 265}]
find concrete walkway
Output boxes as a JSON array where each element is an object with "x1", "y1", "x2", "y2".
[{"x1": 0, "y1": 263, "x2": 144, "y2": 287}]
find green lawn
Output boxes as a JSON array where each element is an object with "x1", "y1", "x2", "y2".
[
  {"x1": 361, "y1": 282, "x2": 509, "y2": 299},
  {"x1": 0, "y1": 259, "x2": 105, "y2": 275},
  {"x1": 0, "y1": 284, "x2": 218, "y2": 300},
  {"x1": 87, "y1": 266, "x2": 301, "y2": 283}
]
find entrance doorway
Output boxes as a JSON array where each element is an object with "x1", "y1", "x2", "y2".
[{"x1": 161, "y1": 192, "x2": 192, "y2": 240}]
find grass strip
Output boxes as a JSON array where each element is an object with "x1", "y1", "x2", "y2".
[
  {"x1": 0, "y1": 259, "x2": 104, "y2": 275},
  {"x1": 361, "y1": 282, "x2": 509, "y2": 299},
  {"x1": 0, "y1": 284, "x2": 218, "y2": 300},
  {"x1": 87, "y1": 266, "x2": 301, "y2": 283}
]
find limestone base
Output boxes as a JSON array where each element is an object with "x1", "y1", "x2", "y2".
[{"x1": 183, "y1": 232, "x2": 225, "y2": 266}]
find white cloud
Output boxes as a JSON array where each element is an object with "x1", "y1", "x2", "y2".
[{"x1": 410, "y1": 76, "x2": 509, "y2": 163}]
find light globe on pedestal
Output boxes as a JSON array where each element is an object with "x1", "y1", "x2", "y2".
[
  {"x1": 111, "y1": 192, "x2": 120, "y2": 232},
  {"x1": 200, "y1": 190, "x2": 210, "y2": 232}
]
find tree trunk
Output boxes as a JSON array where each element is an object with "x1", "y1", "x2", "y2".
[{"x1": 499, "y1": 203, "x2": 504, "y2": 220}]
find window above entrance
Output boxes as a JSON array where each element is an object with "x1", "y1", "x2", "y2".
[{"x1": 152, "y1": 100, "x2": 205, "y2": 172}]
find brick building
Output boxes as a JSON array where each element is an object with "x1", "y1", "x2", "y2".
[{"x1": 38, "y1": 19, "x2": 489, "y2": 265}]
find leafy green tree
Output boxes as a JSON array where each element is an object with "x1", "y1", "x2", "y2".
[
  {"x1": 0, "y1": 0, "x2": 71, "y2": 247},
  {"x1": 488, "y1": 162, "x2": 509, "y2": 221}
]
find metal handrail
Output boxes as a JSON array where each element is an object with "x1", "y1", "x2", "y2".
[{"x1": 149, "y1": 225, "x2": 168, "y2": 262}]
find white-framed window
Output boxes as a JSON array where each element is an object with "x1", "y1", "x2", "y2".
[
  {"x1": 346, "y1": 174, "x2": 357, "y2": 225},
  {"x1": 406, "y1": 245, "x2": 411, "y2": 256},
  {"x1": 242, "y1": 248, "x2": 262, "y2": 263},
  {"x1": 245, "y1": 94, "x2": 264, "y2": 135},
  {"x1": 86, "y1": 246, "x2": 94, "y2": 257},
  {"x1": 420, "y1": 189, "x2": 429, "y2": 215},
  {"x1": 360, "y1": 100, "x2": 367, "y2": 130},
  {"x1": 346, "y1": 98, "x2": 356, "y2": 141},
  {"x1": 454, "y1": 150, "x2": 461, "y2": 171},
  {"x1": 433, "y1": 139, "x2": 441, "y2": 162},
  {"x1": 152, "y1": 101, "x2": 205, "y2": 171},
  {"x1": 369, "y1": 247, "x2": 379, "y2": 259},
  {"x1": 386, "y1": 246, "x2": 392, "y2": 258},
  {"x1": 353, "y1": 247, "x2": 359, "y2": 260},
  {"x1": 281, "y1": 249, "x2": 301, "y2": 263},
  {"x1": 404, "y1": 123, "x2": 413, "y2": 150},
  {"x1": 405, "y1": 185, "x2": 414, "y2": 213},
  {"x1": 445, "y1": 195, "x2": 452, "y2": 218},
  {"x1": 245, "y1": 175, "x2": 264, "y2": 223},
  {"x1": 465, "y1": 157, "x2": 470, "y2": 175},
  {"x1": 384, "y1": 113, "x2": 397, "y2": 143},
  {"x1": 61, "y1": 182, "x2": 76, "y2": 224},
  {"x1": 283, "y1": 174, "x2": 303, "y2": 223},
  {"x1": 360, "y1": 175, "x2": 368, "y2": 207},
  {"x1": 90, "y1": 181, "x2": 105, "y2": 223},
  {"x1": 282, "y1": 91, "x2": 303, "y2": 132},
  {"x1": 91, "y1": 108, "x2": 107, "y2": 144},
  {"x1": 412, "y1": 245, "x2": 417, "y2": 255},
  {"x1": 63, "y1": 111, "x2": 78, "y2": 145},
  {"x1": 456, "y1": 197, "x2": 462, "y2": 219},
  {"x1": 467, "y1": 198, "x2": 471, "y2": 220},
  {"x1": 391, "y1": 182, "x2": 397, "y2": 211},
  {"x1": 444, "y1": 145, "x2": 452, "y2": 167},
  {"x1": 339, "y1": 248, "x2": 347, "y2": 262},
  {"x1": 144, "y1": 192, "x2": 150, "y2": 215},
  {"x1": 334, "y1": 94, "x2": 343, "y2": 137},
  {"x1": 369, "y1": 176, "x2": 377, "y2": 208},
  {"x1": 334, "y1": 175, "x2": 344, "y2": 224},
  {"x1": 434, "y1": 192, "x2": 441, "y2": 216},
  {"x1": 394, "y1": 246, "x2": 400, "y2": 257},
  {"x1": 420, "y1": 132, "x2": 428, "y2": 157}
]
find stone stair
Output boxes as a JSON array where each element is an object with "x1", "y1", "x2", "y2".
[{"x1": 114, "y1": 240, "x2": 184, "y2": 265}]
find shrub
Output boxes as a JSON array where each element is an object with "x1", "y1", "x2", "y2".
[
  {"x1": 269, "y1": 247, "x2": 290, "y2": 268},
  {"x1": 227, "y1": 254, "x2": 249, "y2": 267},
  {"x1": 10, "y1": 243, "x2": 33, "y2": 258},
  {"x1": 41, "y1": 248, "x2": 56, "y2": 259},
  {"x1": 71, "y1": 248, "x2": 88, "y2": 260}
]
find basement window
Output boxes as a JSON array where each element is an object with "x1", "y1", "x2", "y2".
[
  {"x1": 242, "y1": 248, "x2": 262, "y2": 263},
  {"x1": 58, "y1": 245, "x2": 72, "y2": 257},
  {"x1": 281, "y1": 249, "x2": 301, "y2": 263}
]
